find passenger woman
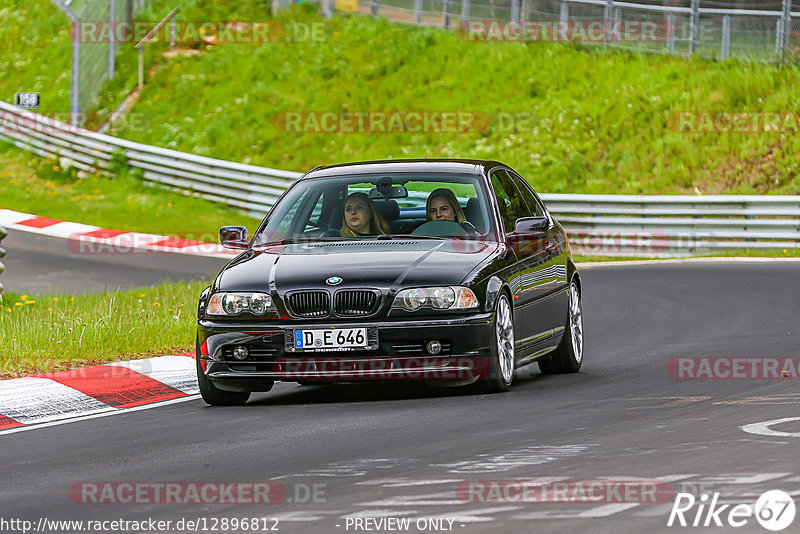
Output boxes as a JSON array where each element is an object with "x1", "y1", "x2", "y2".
[
  {"x1": 340, "y1": 192, "x2": 391, "y2": 237},
  {"x1": 426, "y1": 188, "x2": 467, "y2": 223}
]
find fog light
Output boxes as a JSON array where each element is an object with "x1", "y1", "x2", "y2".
[
  {"x1": 232, "y1": 346, "x2": 249, "y2": 360},
  {"x1": 426, "y1": 340, "x2": 442, "y2": 355}
]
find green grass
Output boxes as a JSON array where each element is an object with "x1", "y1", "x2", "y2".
[
  {"x1": 0, "y1": 143, "x2": 261, "y2": 237},
  {"x1": 0, "y1": 1, "x2": 72, "y2": 115},
  {"x1": 0, "y1": 280, "x2": 206, "y2": 378},
  {"x1": 106, "y1": 9, "x2": 800, "y2": 195},
  {"x1": 4, "y1": 2, "x2": 800, "y2": 197}
]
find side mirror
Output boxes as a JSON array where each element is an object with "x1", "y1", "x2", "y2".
[
  {"x1": 513, "y1": 216, "x2": 548, "y2": 233},
  {"x1": 219, "y1": 226, "x2": 249, "y2": 249},
  {"x1": 505, "y1": 217, "x2": 548, "y2": 253}
]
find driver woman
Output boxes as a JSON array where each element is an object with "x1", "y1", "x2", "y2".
[
  {"x1": 340, "y1": 192, "x2": 391, "y2": 237},
  {"x1": 426, "y1": 188, "x2": 466, "y2": 223}
]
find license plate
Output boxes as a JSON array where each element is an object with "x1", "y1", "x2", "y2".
[{"x1": 293, "y1": 328, "x2": 368, "y2": 351}]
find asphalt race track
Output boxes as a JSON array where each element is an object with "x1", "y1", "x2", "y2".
[
  {"x1": 2, "y1": 260, "x2": 800, "y2": 533},
  {"x1": 1, "y1": 229, "x2": 229, "y2": 294}
]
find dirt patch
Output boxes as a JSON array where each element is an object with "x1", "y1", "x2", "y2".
[{"x1": 694, "y1": 140, "x2": 797, "y2": 194}]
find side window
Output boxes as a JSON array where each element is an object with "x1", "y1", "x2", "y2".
[
  {"x1": 302, "y1": 193, "x2": 326, "y2": 233},
  {"x1": 490, "y1": 170, "x2": 531, "y2": 233},
  {"x1": 273, "y1": 189, "x2": 313, "y2": 238},
  {"x1": 509, "y1": 172, "x2": 546, "y2": 218}
]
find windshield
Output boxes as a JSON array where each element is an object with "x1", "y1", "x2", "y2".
[{"x1": 252, "y1": 172, "x2": 496, "y2": 245}]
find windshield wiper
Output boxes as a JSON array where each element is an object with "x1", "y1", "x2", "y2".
[
  {"x1": 251, "y1": 238, "x2": 295, "y2": 247},
  {"x1": 376, "y1": 234, "x2": 445, "y2": 240}
]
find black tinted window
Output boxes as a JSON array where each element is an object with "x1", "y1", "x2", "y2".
[
  {"x1": 490, "y1": 170, "x2": 531, "y2": 233},
  {"x1": 508, "y1": 171, "x2": 546, "y2": 218}
]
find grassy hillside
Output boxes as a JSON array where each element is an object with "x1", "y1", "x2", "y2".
[
  {"x1": 2, "y1": 1, "x2": 800, "y2": 201},
  {"x1": 111, "y1": 8, "x2": 800, "y2": 195}
]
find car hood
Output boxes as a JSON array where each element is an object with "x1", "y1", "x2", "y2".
[{"x1": 216, "y1": 240, "x2": 498, "y2": 293}]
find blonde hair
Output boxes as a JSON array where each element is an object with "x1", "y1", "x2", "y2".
[
  {"x1": 426, "y1": 188, "x2": 466, "y2": 223},
  {"x1": 340, "y1": 192, "x2": 391, "y2": 237}
]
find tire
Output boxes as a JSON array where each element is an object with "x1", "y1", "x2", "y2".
[
  {"x1": 196, "y1": 339, "x2": 251, "y2": 406},
  {"x1": 475, "y1": 293, "x2": 515, "y2": 393},
  {"x1": 539, "y1": 281, "x2": 583, "y2": 375}
]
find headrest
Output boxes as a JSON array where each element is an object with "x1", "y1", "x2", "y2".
[
  {"x1": 373, "y1": 199, "x2": 400, "y2": 221},
  {"x1": 464, "y1": 197, "x2": 487, "y2": 232}
]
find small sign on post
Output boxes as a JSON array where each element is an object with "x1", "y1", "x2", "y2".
[{"x1": 14, "y1": 92, "x2": 40, "y2": 109}]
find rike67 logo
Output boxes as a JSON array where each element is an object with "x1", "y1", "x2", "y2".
[{"x1": 668, "y1": 490, "x2": 796, "y2": 531}]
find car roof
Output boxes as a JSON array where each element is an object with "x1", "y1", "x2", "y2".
[{"x1": 301, "y1": 159, "x2": 506, "y2": 180}]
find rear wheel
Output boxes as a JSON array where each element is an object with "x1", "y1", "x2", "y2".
[
  {"x1": 539, "y1": 281, "x2": 583, "y2": 375},
  {"x1": 475, "y1": 293, "x2": 515, "y2": 393},
  {"x1": 196, "y1": 339, "x2": 251, "y2": 406}
]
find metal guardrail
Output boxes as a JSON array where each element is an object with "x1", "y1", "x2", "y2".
[
  {"x1": 0, "y1": 100, "x2": 301, "y2": 217},
  {"x1": 0, "y1": 224, "x2": 6, "y2": 293},
  {"x1": 541, "y1": 194, "x2": 800, "y2": 256},
  {"x1": 1, "y1": 101, "x2": 799, "y2": 256}
]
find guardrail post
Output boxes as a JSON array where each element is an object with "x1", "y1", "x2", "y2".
[
  {"x1": 414, "y1": 0, "x2": 421, "y2": 24},
  {"x1": 560, "y1": 1, "x2": 568, "y2": 41},
  {"x1": 461, "y1": 0, "x2": 470, "y2": 24},
  {"x1": 138, "y1": 46, "x2": 144, "y2": 90},
  {"x1": 371, "y1": 0, "x2": 378, "y2": 16},
  {"x1": 170, "y1": 11, "x2": 176, "y2": 48},
  {"x1": 510, "y1": 0, "x2": 519, "y2": 23},
  {"x1": 520, "y1": 0, "x2": 526, "y2": 23},
  {"x1": 604, "y1": 0, "x2": 613, "y2": 45},
  {"x1": 667, "y1": 12, "x2": 674, "y2": 54},
  {"x1": 443, "y1": 0, "x2": 450, "y2": 28},
  {"x1": 721, "y1": 14, "x2": 730, "y2": 59},
  {"x1": 109, "y1": 0, "x2": 116, "y2": 80},
  {"x1": 0, "y1": 225, "x2": 6, "y2": 294},
  {"x1": 781, "y1": 0, "x2": 792, "y2": 62},
  {"x1": 52, "y1": 1, "x2": 81, "y2": 126},
  {"x1": 71, "y1": 35, "x2": 80, "y2": 126},
  {"x1": 689, "y1": 0, "x2": 699, "y2": 54}
]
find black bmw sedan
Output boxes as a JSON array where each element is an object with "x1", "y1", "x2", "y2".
[{"x1": 196, "y1": 159, "x2": 583, "y2": 405}]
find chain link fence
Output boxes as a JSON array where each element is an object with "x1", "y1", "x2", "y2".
[
  {"x1": 51, "y1": 0, "x2": 153, "y2": 126},
  {"x1": 338, "y1": 0, "x2": 797, "y2": 62}
]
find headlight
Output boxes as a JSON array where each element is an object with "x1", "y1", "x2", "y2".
[
  {"x1": 206, "y1": 292, "x2": 274, "y2": 316},
  {"x1": 394, "y1": 286, "x2": 478, "y2": 312}
]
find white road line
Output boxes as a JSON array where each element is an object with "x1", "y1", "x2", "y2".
[
  {"x1": 0, "y1": 378, "x2": 113, "y2": 425},
  {"x1": 741, "y1": 417, "x2": 800, "y2": 438},
  {"x1": 354, "y1": 478, "x2": 465, "y2": 487},
  {"x1": 0, "y1": 395, "x2": 200, "y2": 436},
  {"x1": 513, "y1": 502, "x2": 641, "y2": 519}
]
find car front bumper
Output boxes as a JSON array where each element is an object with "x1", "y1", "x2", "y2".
[{"x1": 198, "y1": 314, "x2": 494, "y2": 389}]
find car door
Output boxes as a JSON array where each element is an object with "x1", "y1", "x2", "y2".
[
  {"x1": 489, "y1": 168, "x2": 555, "y2": 353},
  {"x1": 507, "y1": 169, "x2": 569, "y2": 338}
]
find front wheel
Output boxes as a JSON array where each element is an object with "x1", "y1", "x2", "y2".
[
  {"x1": 539, "y1": 281, "x2": 583, "y2": 375},
  {"x1": 475, "y1": 293, "x2": 515, "y2": 393}
]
